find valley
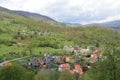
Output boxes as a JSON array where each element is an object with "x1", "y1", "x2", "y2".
[{"x1": 0, "y1": 6, "x2": 120, "y2": 80}]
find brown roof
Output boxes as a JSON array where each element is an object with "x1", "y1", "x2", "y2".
[{"x1": 74, "y1": 46, "x2": 79, "y2": 50}]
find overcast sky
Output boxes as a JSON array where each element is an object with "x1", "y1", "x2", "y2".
[{"x1": 0, "y1": 0, "x2": 120, "y2": 24}]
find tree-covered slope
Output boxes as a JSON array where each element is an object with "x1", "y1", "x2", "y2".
[{"x1": 0, "y1": 6, "x2": 120, "y2": 55}]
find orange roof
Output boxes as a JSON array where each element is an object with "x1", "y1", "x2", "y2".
[
  {"x1": 73, "y1": 64, "x2": 83, "y2": 75},
  {"x1": 3, "y1": 61, "x2": 12, "y2": 66},
  {"x1": 92, "y1": 55, "x2": 98, "y2": 60},
  {"x1": 60, "y1": 63, "x2": 70, "y2": 68},
  {"x1": 40, "y1": 61, "x2": 45, "y2": 65},
  {"x1": 74, "y1": 64, "x2": 82, "y2": 70}
]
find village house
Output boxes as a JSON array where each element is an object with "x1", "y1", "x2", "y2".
[
  {"x1": 80, "y1": 48, "x2": 90, "y2": 54},
  {"x1": 3, "y1": 61, "x2": 12, "y2": 66},
  {"x1": 40, "y1": 60, "x2": 46, "y2": 68},
  {"x1": 44, "y1": 53, "x2": 54, "y2": 68},
  {"x1": 72, "y1": 46, "x2": 91, "y2": 55},
  {"x1": 53, "y1": 56, "x2": 64, "y2": 64},
  {"x1": 64, "y1": 56, "x2": 78, "y2": 63},
  {"x1": 58, "y1": 63, "x2": 70, "y2": 72},
  {"x1": 63, "y1": 46, "x2": 74, "y2": 51},
  {"x1": 44, "y1": 58, "x2": 54, "y2": 68},
  {"x1": 72, "y1": 64, "x2": 83, "y2": 76},
  {"x1": 19, "y1": 60, "x2": 28, "y2": 67},
  {"x1": 73, "y1": 46, "x2": 81, "y2": 54},
  {"x1": 28, "y1": 58, "x2": 40, "y2": 67},
  {"x1": 88, "y1": 49, "x2": 101, "y2": 63},
  {"x1": 87, "y1": 46, "x2": 96, "y2": 51}
]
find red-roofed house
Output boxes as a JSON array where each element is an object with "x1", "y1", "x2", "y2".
[
  {"x1": 72, "y1": 64, "x2": 83, "y2": 76},
  {"x1": 92, "y1": 55, "x2": 98, "y2": 60},
  {"x1": 58, "y1": 63, "x2": 70, "y2": 72},
  {"x1": 3, "y1": 61, "x2": 12, "y2": 66}
]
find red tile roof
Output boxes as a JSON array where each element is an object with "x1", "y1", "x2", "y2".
[
  {"x1": 73, "y1": 64, "x2": 83, "y2": 76},
  {"x1": 92, "y1": 55, "x2": 98, "y2": 60},
  {"x1": 74, "y1": 64, "x2": 82, "y2": 70}
]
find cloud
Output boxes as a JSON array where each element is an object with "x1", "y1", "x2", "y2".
[{"x1": 0, "y1": 0, "x2": 120, "y2": 24}]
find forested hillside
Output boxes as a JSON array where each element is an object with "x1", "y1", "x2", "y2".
[{"x1": 0, "y1": 9, "x2": 120, "y2": 53}]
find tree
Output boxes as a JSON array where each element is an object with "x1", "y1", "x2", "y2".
[
  {"x1": 83, "y1": 46, "x2": 120, "y2": 80},
  {"x1": 0, "y1": 64, "x2": 25, "y2": 80},
  {"x1": 74, "y1": 72, "x2": 80, "y2": 80},
  {"x1": 35, "y1": 71, "x2": 60, "y2": 80},
  {"x1": 27, "y1": 42, "x2": 35, "y2": 55},
  {"x1": 58, "y1": 71, "x2": 75, "y2": 80},
  {"x1": 35, "y1": 71, "x2": 49, "y2": 80},
  {"x1": 95, "y1": 42, "x2": 99, "y2": 47},
  {"x1": 24, "y1": 71, "x2": 35, "y2": 80},
  {"x1": 105, "y1": 47, "x2": 120, "y2": 80},
  {"x1": 48, "y1": 71, "x2": 60, "y2": 80}
]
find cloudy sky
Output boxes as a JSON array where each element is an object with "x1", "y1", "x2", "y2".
[{"x1": 0, "y1": 0, "x2": 120, "y2": 24}]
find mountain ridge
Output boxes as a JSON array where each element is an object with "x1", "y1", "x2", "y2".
[
  {"x1": 0, "y1": 6, "x2": 120, "y2": 29},
  {"x1": 85, "y1": 20, "x2": 120, "y2": 29},
  {"x1": 0, "y1": 6, "x2": 57, "y2": 23},
  {"x1": 13, "y1": 10, "x2": 57, "y2": 22}
]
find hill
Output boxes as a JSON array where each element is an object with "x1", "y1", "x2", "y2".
[
  {"x1": 85, "y1": 20, "x2": 120, "y2": 29},
  {"x1": 0, "y1": 6, "x2": 57, "y2": 23},
  {"x1": 0, "y1": 6, "x2": 120, "y2": 55},
  {"x1": 64, "y1": 22, "x2": 81, "y2": 26},
  {"x1": 14, "y1": 10, "x2": 56, "y2": 22}
]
